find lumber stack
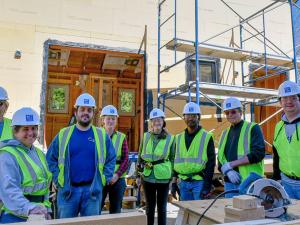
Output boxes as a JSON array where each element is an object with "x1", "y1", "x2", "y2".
[{"x1": 224, "y1": 195, "x2": 265, "y2": 223}]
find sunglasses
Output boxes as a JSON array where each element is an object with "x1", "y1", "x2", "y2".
[
  {"x1": 224, "y1": 110, "x2": 239, "y2": 116},
  {"x1": 0, "y1": 101, "x2": 6, "y2": 107}
]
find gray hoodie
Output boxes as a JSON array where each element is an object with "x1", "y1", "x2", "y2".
[{"x1": 0, "y1": 139, "x2": 50, "y2": 217}]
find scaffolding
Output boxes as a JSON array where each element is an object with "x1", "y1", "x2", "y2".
[{"x1": 157, "y1": 0, "x2": 300, "y2": 126}]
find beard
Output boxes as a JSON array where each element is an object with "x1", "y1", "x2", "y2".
[{"x1": 78, "y1": 116, "x2": 93, "y2": 127}]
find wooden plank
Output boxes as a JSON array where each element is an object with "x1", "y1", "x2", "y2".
[
  {"x1": 166, "y1": 40, "x2": 300, "y2": 69},
  {"x1": 173, "y1": 199, "x2": 300, "y2": 225},
  {"x1": 6, "y1": 212, "x2": 146, "y2": 225}
]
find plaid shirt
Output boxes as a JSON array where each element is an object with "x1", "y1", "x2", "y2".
[{"x1": 114, "y1": 135, "x2": 129, "y2": 177}]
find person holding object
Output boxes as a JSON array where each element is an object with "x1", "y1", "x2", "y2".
[
  {"x1": 218, "y1": 97, "x2": 265, "y2": 198},
  {"x1": 0, "y1": 107, "x2": 52, "y2": 223},
  {"x1": 137, "y1": 108, "x2": 174, "y2": 225}
]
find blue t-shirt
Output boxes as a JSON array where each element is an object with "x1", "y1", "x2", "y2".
[{"x1": 69, "y1": 127, "x2": 96, "y2": 184}]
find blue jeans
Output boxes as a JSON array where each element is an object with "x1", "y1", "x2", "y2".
[
  {"x1": 57, "y1": 185, "x2": 101, "y2": 218},
  {"x1": 224, "y1": 182, "x2": 240, "y2": 198},
  {"x1": 101, "y1": 178, "x2": 126, "y2": 213},
  {"x1": 0, "y1": 212, "x2": 26, "y2": 224},
  {"x1": 281, "y1": 173, "x2": 300, "y2": 200},
  {"x1": 178, "y1": 180, "x2": 204, "y2": 201}
]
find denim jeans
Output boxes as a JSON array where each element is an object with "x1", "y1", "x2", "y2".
[
  {"x1": 281, "y1": 173, "x2": 300, "y2": 200},
  {"x1": 224, "y1": 182, "x2": 240, "y2": 198},
  {"x1": 0, "y1": 212, "x2": 27, "y2": 224},
  {"x1": 178, "y1": 180, "x2": 204, "y2": 201},
  {"x1": 101, "y1": 178, "x2": 126, "y2": 213},
  {"x1": 57, "y1": 185, "x2": 101, "y2": 218},
  {"x1": 142, "y1": 180, "x2": 169, "y2": 225}
]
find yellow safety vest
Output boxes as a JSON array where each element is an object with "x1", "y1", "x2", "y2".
[
  {"x1": 112, "y1": 131, "x2": 126, "y2": 178},
  {"x1": 174, "y1": 128, "x2": 212, "y2": 180},
  {"x1": 218, "y1": 121, "x2": 264, "y2": 182},
  {"x1": 0, "y1": 118, "x2": 13, "y2": 141},
  {"x1": 58, "y1": 125, "x2": 107, "y2": 187},
  {"x1": 273, "y1": 120, "x2": 300, "y2": 177},
  {"x1": 141, "y1": 132, "x2": 174, "y2": 180}
]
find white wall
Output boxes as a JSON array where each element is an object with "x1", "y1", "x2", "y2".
[{"x1": 0, "y1": 0, "x2": 294, "y2": 116}]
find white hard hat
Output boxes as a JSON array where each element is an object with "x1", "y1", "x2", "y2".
[
  {"x1": 223, "y1": 97, "x2": 242, "y2": 111},
  {"x1": 11, "y1": 107, "x2": 40, "y2": 126},
  {"x1": 278, "y1": 81, "x2": 300, "y2": 97},
  {"x1": 0, "y1": 86, "x2": 8, "y2": 101},
  {"x1": 183, "y1": 102, "x2": 201, "y2": 115},
  {"x1": 74, "y1": 93, "x2": 96, "y2": 108},
  {"x1": 100, "y1": 105, "x2": 119, "y2": 117},
  {"x1": 149, "y1": 108, "x2": 165, "y2": 119}
]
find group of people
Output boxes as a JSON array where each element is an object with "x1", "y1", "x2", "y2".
[{"x1": 0, "y1": 80, "x2": 299, "y2": 225}]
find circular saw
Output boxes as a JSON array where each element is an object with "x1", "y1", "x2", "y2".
[{"x1": 246, "y1": 178, "x2": 292, "y2": 218}]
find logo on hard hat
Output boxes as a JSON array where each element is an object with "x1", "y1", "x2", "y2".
[
  {"x1": 84, "y1": 99, "x2": 89, "y2": 104},
  {"x1": 188, "y1": 107, "x2": 194, "y2": 112},
  {"x1": 226, "y1": 103, "x2": 231, "y2": 108},
  {"x1": 284, "y1": 87, "x2": 291, "y2": 93},
  {"x1": 153, "y1": 112, "x2": 158, "y2": 117},
  {"x1": 26, "y1": 115, "x2": 34, "y2": 122},
  {"x1": 110, "y1": 109, "x2": 115, "y2": 114}
]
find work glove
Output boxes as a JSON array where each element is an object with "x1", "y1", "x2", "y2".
[
  {"x1": 221, "y1": 162, "x2": 232, "y2": 175},
  {"x1": 227, "y1": 170, "x2": 242, "y2": 185},
  {"x1": 171, "y1": 182, "x2": 180, "y2": 200}
]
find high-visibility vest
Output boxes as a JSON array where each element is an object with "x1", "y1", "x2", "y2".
[
  {"x1": 273, "y1": 120, "x2": 300, "y2": 177},
  {"x1": 58, "y1": 125, "x2": 107, "y2": 187},
  {"x1": 174, "y1": 129, "x2": 212, "y2": 180},
  {"x1": 112, "y1": 131, "x2": 126, "y2": 178},
  {"x1": 141, "y1": 132, "x2": 174, "y2": 180},
  {"x1": 0, "y1": 145, "x2": 52, "y2": 218},
  {"x1": 0, "y1": 118, "x2": 13, "y2": 141},
  {"x1": 218, "y1": 121, "x2": 264, "y2": 182}
]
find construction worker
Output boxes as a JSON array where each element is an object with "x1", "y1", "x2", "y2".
[
  {"x1": 0, "y1": 86, "x2": 13, "y2": 141},
  {"x1": 100, "y1": 105, "x2": 129, "y2": 214},
  {"x1": 273, "y1": 81, "x2": 300, "y2": 199},
  {"x1": 46, "y1": 93, "x2": 116, "y2": 218},
  {"x1": 218, "y1": 97, "x2": 265, "y2": 198},
  {"x1": 137, "y1": 108, "x2": 174, "y2": 225},
  {"x1": 172, "y1": 102, "x2": 215, "y2": 201},
  {"x1": 0, "y1": 107, "x2": 52, "y2": 223}
]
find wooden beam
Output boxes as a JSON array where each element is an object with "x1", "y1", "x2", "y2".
[
  {"x1": 6, "y1": 212, "x2": 146, "y2": 225},
  {"x1": 50, "y1": 45, "x2": 144, "y2": 59}
]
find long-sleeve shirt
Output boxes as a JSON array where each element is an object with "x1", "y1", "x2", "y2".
[
  {"x1": 272, "y1": 114, "x2": 300, "y2": 180},
  {"x1": 181, "y1": 126, "x2": 216, "y2": 193},
  {"x1": 0, "y1": 140, "x2": 50, "y2": 217},
  {"x1": 112, "y1": 132, "x2": 129, "y2": 178},
  {"x1": 217, "y1": 120, "x2": 265, "y2": 175},
  {"x1": 46, "y1": 127, "x2": 116, "y2": 186}
]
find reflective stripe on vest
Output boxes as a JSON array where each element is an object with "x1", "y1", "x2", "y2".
[
  {"x1": 174, "y1": 132, "x2": 207, "y2": 164},
  {"x1": 142, "y1": 133, "x2": 172, "y2": 161},
  {"x1": 174, "y1": 129, "x2": 211, "y2": 180},
  {"x1": 0, "y1": 145, "x2": 51, "y2": 217},
  {"x1": 218, "y1": 121, "x2": 264, "y2": 181},
  {"x1": 141, "y1": 132, "x2": 173, "y2": 180},
  {"x1": 0, "y1": 118, "x2": 13, "y2": 141},
  {"x1": 112, "y1": 131, "x2": 126, "y2": 177},
  {"x1": 273, "y1": 120, "x2": 300, "y2": 177},
  {"x1": 58, "y1": 125, "x2": 107, "y2": 187}
]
